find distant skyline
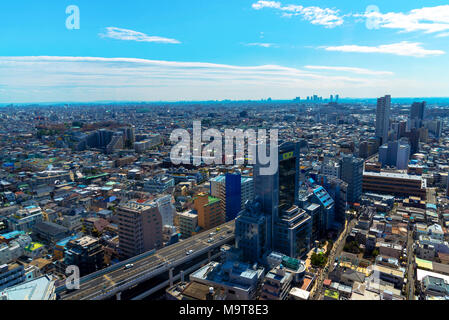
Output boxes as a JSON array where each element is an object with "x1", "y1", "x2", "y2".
[{"x1": 1, "y1": 1, "x2": 449, "y2": 103}]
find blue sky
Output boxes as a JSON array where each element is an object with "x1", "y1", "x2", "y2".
[{"x1": 1, "y1": 0, "x2": 449, "y2": 102}]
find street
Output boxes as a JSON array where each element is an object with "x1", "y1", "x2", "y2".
[{"x1": 310, "y1": 216, "x2": 357, "y2": 300}]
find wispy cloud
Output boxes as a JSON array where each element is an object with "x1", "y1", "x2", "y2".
[
  {"x1": 245, "y1": 42, "x2": 277, "y2": 48},
  {"x1": 0, "y1": 56, "x2": 395, "y2": 102},
  {"x1": 252, "y1": 1, "x2": 344, "y2": 28},
  {"x1": 99, "y1": 27, "x2": 181, "y2": 44},
  {"x1": 304, "y1": 65, "x2": 393, "y2": 76},
  {"x1": 435, "y1": 32, "x2": 449, "y2": 38},
  {"x1": 356, "y1": 5, "x2": 449, "y2": 36},
  {"x1": 322, "y1": 41, "x2": 445, "y2": 58}
]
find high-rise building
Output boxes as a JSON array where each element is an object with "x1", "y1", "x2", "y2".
[
  {"x1": 396, "y1": 142, "x2": 411, "y2": 170},
  {"x1": 424, "y1": 120, "x2": 443, "y2": 139},
  {"x1": 235, "y1": 198, "x2": 269, "y2": 263},
  {"x1": 312, "y1": 186, "x2": 335, "y2": 231},
  {"x1": 272, "y1": 205, "x2": 311, "y2": 258},
  {"x1": 253, "y1": 141, "x2": 311, "y2": 258},
  {"x1": 446, "y1": 174, "x2": 449, "y2": 198},
  {"x1": 210, "y1": 174, "x2": 254, "y2": 222},
  {"x1": 319, "y1": 176, "x2": 348, "y2": 226},
  {"x1": 380, "y1": 138, "x2": 410, "y2": 170},
  {"x1": 117, "y1": 200, "x2": 163, "y2": 259},
  {"x1": 155, "y1": 195, "x2": 176, "y2": 227},
  {"x1": 405, "y1": 128, "x2": 420, "y2": 155},
  {"x1": 341, "y1": 155, "x2": 364, "y2": 204},
  {"x1": 376, "y1": 95, "x2": 391, "y2": 145},
  {"x1": 410, "y1": 101, "x2": 426, "y2": 129}
]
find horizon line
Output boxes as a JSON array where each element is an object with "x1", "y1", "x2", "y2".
[{"x1": 2, "y1": 96, "x2": 449, "y2": 106}]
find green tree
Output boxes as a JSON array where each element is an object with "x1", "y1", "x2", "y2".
[{"x1": 311, "y1": 252, "x2": 328, "y2": 268}]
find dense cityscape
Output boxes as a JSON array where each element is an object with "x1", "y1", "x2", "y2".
[
  {"x1": 0, "y1": 97, "x2": 448, "y2": 301},
  {"x1": 2, "y1": 1, "x2": 449, "y2": 311}
]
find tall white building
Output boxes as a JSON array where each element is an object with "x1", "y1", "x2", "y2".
[
  {"x1": 396, "y1": 143, "x2": 411, "y2": 170},
  {"x1": 376, "y1": 95, "x2": 391, "y2": 145},
  {"x1": 156, "y1": 195, "x2": 176, "y2": 227}
]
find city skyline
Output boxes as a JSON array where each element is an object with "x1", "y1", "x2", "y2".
[{"x1": 1, "y1": 0, "x2": 449, "y2": 103}]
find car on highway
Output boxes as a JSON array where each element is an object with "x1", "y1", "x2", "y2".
[
  {"x1": 216, "y1": 227, "x2": 221, "y2": 232},
  {"x1": 124, "y1": 263, "x2": 134, "y2": 270},
  {"x1": 186, "y1": 250, "x2": 194, "y2": 255},
  {"x1": 220, "y1": 235, "x2": 225, "y2": 240},
  {"x1": 207, "y1": 238, "x2": 214, "y2": 243},
  {"x1": 209, "y1": 232, "x2": 216, "y2": 237},
  {"x1": 227, "y1": 230, "x2": 232, "y2": 234}
]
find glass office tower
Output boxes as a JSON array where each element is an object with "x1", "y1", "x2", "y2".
[{"x1": 253, "y1": 141, "x2": 311, "y2": 258}]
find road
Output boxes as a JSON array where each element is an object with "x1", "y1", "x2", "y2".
[
  {"x1": 59, "y1": 220, "x2": 235, "y2": 300},
  {"x1": 405, "y1": 223, "x2": 416, "y2": 300}
]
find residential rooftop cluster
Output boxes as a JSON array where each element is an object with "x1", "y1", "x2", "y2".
[{"x1": 0, "y1": 97, "x2": 448, "y2": 300}]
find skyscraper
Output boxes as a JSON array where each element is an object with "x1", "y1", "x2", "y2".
[
  {"x1": 253, "y1": 141, "x2": 311, "y2": 258},
  {"x1": 376, "y1": 95, "x2": 391, "y2": 145},
  {"x1": 410, "y1": 101, "x2": 426, "y2": 129},
  {"x1": 340, "y1": 155, "x2": 364, "y2": 204}
]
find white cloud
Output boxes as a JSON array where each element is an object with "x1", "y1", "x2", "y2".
[
  {"x1": 435, "y1": 32, "x2": 449, "y2": 38},
  {"x1": 252, "y1": 1, "x2": 344, "y2": 28},
  {"x1": 323, "y1": 41, "x2": 445, "y2": 58},
  {"x1": 304, "y1": 65, "x2": 393, "y2": 76},
  {"x1": 252, "y1": 1, "x2": 281, "y2": 10},
  {"x1": 358, "y1": 5, "x2": 449, "y2": 35},
  {"x1": 0, "y1": 56, "x2": 394, "y2": 102},
  {"x1": 99, "y1": 27, "x2": 181, "y2": 44},
  {"x1": 245, "y1": 42, "x2": 276, "y2": 48}
]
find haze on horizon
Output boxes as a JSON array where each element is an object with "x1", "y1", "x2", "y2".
[{"x1": 1, "y1": 0, "x2": 449, "y2": 103}]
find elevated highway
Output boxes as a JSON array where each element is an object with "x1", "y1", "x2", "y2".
[{"x1": 58, "y1": 220, "x2": 235, "y2": 300}]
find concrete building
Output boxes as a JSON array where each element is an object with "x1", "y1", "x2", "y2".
[
  {"x1": 362, "y1": 171, "x2": 427, "y2": 199},
  {"x1": 235, "y1": 198, "x2": 269, "y2": 263},
  {"x1": 117, "y1": 200, "x2": 163, "y2": 259},
  {"x1": 194, "y1": 193, "x2": 224, "y2": 231},
  {"x1": 156, "y1": 195, "x2": 176, "y2": 227},
  {"x1": 8, "y1": 206, "x2": 43, "y2": 232},
  {"x1": 143, "y1": 175, "x2": 175, "y2": 194},
  {"x1": 273, "y1": 205, "x2": 311, "y2": 258},
  {"x1": 178, "y1": 210, "x2": 198, "y2": 239},
  {"x1": 376, "y1": 95, "x2": 391, "y2": 145},
  {"x1": 321, "y1": 160, "x2": 341, "y2": 179},
  {"x1": 0, "y1": 263, "x2": 25, "y2": 290},
  {"x1": 0, "y1": 275, "x2": 56, "y2": 300},
  {"x1": 260, "y1": 264, "x2": 293, "y2": 300},
  {"x1": 341, "y1": 155, "x2": 364, "y2": 204},
  {"x1": 0, "y1": 234, "x2": 32, "y2": 265},
  {"x1": 64, "y1": 236, "x2": 104, "y2": 276},
  {"x1": 189, "y1": 260, "x2": 265, "y2": 300},
  {"x1": 210, "y1": 174, "x2": 254, "y2": 222}
]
